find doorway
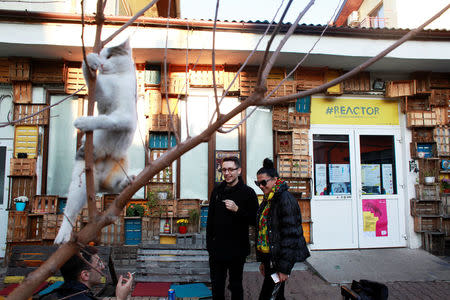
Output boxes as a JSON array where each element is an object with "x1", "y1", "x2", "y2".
[
  {"x1": 310, "y1": 127, "x2": 406, "y2": 249},
  {"x1": 0, "y1": 140, "x2": 13, "y2": 257}
]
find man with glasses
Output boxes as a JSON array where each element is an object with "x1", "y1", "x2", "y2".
[
  {"x1": 40, "y1": 246, "x2": 133, "y2": 300},
  {"x1": 206, "y1": 156, "x2": 258, "y2": 300}
]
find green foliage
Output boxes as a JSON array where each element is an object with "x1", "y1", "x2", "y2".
[
  {"x1": 188, "y1": 208, "x2": 200, "y2": 225},
  {"x1": 126, "y1": 203, "x2": 145, "y2": 217}
]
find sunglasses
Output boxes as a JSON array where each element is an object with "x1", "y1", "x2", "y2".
[{"x1": 254, "y1": 178, "x2": 273, "y2": 187}]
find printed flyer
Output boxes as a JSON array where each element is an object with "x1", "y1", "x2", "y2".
[{"x1": 362, "y1": 199, "x2": 388, "y2": 237}]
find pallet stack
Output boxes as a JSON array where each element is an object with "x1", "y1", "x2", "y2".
[{"x1": 386, "y1": 72, "x2": 450, "y2": 255}]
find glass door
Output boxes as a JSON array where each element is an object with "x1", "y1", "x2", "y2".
[
  {"x1": 0, "y1": 140, "x2": 13, "y2": 257},
  {"x1": 355, "y1": 129, "x2": 406, "y2": 248},
  {"x1": 311, "y1": 129, "x2": 359, "y2": 249}
]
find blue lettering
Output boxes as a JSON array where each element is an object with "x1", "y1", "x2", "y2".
[
  {"x1": 346, "y1": 106, "x2": 353, "y2": 115},
  {"x1": 354, "y1": 107, "x2": 360, "y2": 115},
  {"x1": 334, "y1": 106, "x2": 339, "y2": 114},
  {"x1": 340, "y1": 106, "x2": 346, "y2": 115},
  {"x1": 367, "y1": 107, "x2": 374, "y2": 115},
  {"x1": 375, "y1": 107, "x2": 380, "y2": 115}
]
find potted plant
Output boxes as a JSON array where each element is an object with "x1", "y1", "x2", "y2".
[
  {"x1": 188, "y1": 208, "x2": 200, "y2": 231},
  {"x1": 424, "y1": 170, "x2": 435, "y2": 185},
  {"x1": 176, "y1": 219, "x2": 189, "y2": 234},
  {"x1": 126, "y1": 203, "x2": 145, "y2": 217},
  {"x1": 442, "y1": 178, "x2": 450, "y2": 193},
  {"x1": 14, "y1": 196, "x2": 28, "y2": 211}
]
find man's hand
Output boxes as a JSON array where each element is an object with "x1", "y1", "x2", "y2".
[
  {"x1": 223, "y1": 199, "x2": 238, "y2": 212},
  {"x1": 116, "y1": 272, "x2": 134, "y2": 300},
  {"x1": 259, "y1": 263, "x2": 265, "y2": 276},
  {"x1": 277, "y1": 272, "x2": 289, "y2": 282}
]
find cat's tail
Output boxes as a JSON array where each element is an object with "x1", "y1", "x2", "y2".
[{"x1": 54, "y1": 160, "x2": 87, "y2": 244}]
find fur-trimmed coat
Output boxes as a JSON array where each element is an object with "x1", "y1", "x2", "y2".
[{"x1": 256, "y1": 182, "x2": 310, "y2": 274}]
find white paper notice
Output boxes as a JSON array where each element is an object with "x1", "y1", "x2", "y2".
[
  {"x1": 329, "y1": 164, "x2": 350, "y2": 183},
  {"x1": 315, "y1": 164, "x2": 327, "y2": 195},
  {"x1": 382, "y1": 164, "x2": 394, "y2": 195}
]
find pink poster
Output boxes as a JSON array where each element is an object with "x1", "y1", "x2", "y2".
[{"x1": 362, "y1": 199, "x2": 388, "y2": 237}]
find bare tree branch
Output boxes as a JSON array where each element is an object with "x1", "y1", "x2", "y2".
[
  {"x1": 7, "y1": 3, "x2": 449, "y2": 300},
  {"x1": 211, "y1": 0, "x2": 221, "y2": 122}
]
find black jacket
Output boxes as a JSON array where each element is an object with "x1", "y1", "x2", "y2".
[
  {"x1": 206, "y1": 177, "x2": 258, "y2": 260},
  {"x1": 256, "y1": 182, "x2": 310, "y2": 275},
  {"x1": 39, "y1": 281, "x2": 96, "y2": 300}
]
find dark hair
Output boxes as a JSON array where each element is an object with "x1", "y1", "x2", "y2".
[
  {"x1": 60, "y1": 246, "x2": 98, "y2": 282},
  {"x1": 257, "y1": 158, "x2": 279, "y2": 178},
  {"x1": 222, "y1": 156, "x2": 241, "y2": 168}
]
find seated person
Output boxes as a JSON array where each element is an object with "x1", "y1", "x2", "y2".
[{"x1": 41, "y1": 246, "x2": 133, "y2": 300}]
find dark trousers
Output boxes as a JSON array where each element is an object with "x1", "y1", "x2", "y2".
[
  {"x1": 209, "y1": 256, "x2": 245, "y2": 300},
  {"x1": 258, "y1": 261, "x2": 286, "y2": 300}
]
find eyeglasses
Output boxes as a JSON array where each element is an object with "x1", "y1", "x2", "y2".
[
  {"x1": 220, "y1": 168, "x2": 239, "y2": 174},
  {"x1": 254, "y1": 178, "x2": 273, "y2": 187},
  {"x1": 92, "y1": 256, "x2": 105, "y2": 268}
]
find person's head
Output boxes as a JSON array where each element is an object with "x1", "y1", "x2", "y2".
[
  {"x1": 221, "y1": 156, "x2": 241, "y2": 186},
  {"x1": 60, "y1": 246, "x2": 105, "y2": 288},
  {"x1": 256, "y1": 158, "x2": 279, "y2": 195}
]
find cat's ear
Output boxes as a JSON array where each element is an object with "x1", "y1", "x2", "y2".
[{"x1": 118, "y1": 38, "x2": 131, "y2": 50}]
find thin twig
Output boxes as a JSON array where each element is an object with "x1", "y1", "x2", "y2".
[
  {"x1": 102, "y1": 0, "x2": 161, "y2": 47},
  {"x1": 0, "y1": 86, "x2": 86, "y2": 128},
  {"x1": 211, "y1": 0, "x2": 221, "y2": 122}
]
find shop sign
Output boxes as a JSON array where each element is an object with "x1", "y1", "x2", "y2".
[{"x1": 311, "y1": 97, "x2": 399, "y2": 125}]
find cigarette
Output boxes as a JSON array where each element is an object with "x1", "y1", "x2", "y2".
[{"x1": 130, "y1": 272, "x2": 136, "y2": 276}]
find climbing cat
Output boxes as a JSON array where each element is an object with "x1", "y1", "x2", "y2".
[{"x1": 54, "y1": 39, "x2": 137, "y2": 244}]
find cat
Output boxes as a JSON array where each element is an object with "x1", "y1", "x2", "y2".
[{"x1": 54, "y1": 39, "x2": 137, "y2": 244}]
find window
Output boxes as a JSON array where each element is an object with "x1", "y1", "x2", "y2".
[{"x1": 369, "y1": 4, "x2": 385, "y2": 28}]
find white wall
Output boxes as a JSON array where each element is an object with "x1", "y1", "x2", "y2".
[
  {"x1": 396, "y1": 0, "x2": 450, "y2": 30},
  {"x1": 0, "y1": 86, "x2": 14, "y2": 140}
]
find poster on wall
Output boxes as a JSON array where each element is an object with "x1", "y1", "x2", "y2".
[
  {"x1": 315, "y1": 164, "x2": 327, "y2": 195},
  {"x1": 215, "y1": 150, "x2": 241, "y2": 183},
  {"x1": 361, "y1": 164, "x2": 381, "y2": 194},
  {"x1": 382, "y1": 164, "x2": 394, "y2": 195},
  {"x1": 362, "y1": 199, "x2": 388, "y2": 237}
]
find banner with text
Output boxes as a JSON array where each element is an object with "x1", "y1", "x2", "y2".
[{"x1": 311, "y1": 97, "x2": 399, "y2": 125}]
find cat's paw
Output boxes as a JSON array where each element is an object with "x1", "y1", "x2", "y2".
[
  {"x1": 119, "y1": 175, "x2": 136, "y2": 190},
  {"x1": 86, "y1": 53, "x2": 102, "y2": 71},
  {"x1": 74, "y1": 117, "x2": 94, "y2": 132},
  {"x1": 54, "y1": 226, "x2": 73, "y2": 244}
]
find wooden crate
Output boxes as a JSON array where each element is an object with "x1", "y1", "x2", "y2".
[
  {"x1": 297, "y1": 198, "x2": 311, "y2": 221},
  {"x1": 27, "y1": 215, "x2": 43, "y2": 240},
  {"x1": 176, "y1": 199, "x2": 200, "y2": 218},
  {"x1": 295, "y1": 67, "x2": 325, "y2": 90},
  {"x1": 411, "y1": 71, "x2": 431, "y2": 93},
  {"x1": 414, "y1": 216, "x2": 441, "y2": 232},
  {"x1": 442, "y1": 194, "x2": 450, "y2": 217},
  {"x1": 31, "y1": 195, "x2": 58, "y2": 214},
  {"x1": 141, "y1": 217, "x2": 161, "y2": 241},
  {"x1": 0, "y1": 58, "x2": 10, "y2": 83},
  {"x1": 433, "y1": 106, "x2": 449, "y2": 126},
  {"x1": 10, "y1": 158, "x2": 36, "y2": 176},
  {"x1": 65, "y1": 63, "x2": 88, "y2": 95},
  {"x1": 410, "y1": 142, "x2": 436, "y2": 159},
  {"x1": 42, "y1": 214, "x2": 64, "y2": 240},
  {"x1": 275, "y1": 131, "x2": 292, "y2": 154},
  {"x1": 414, "y1": 184, "x2": 440, "y2": 201},
  {"x1": 223, "y1": 64, "x2": 240, "y2": 93},
  {"x1": 434, "y1": 126, "x2": 450, "y2": 156},
  {"x1": 31, "y1": 60, "x2": 66, "y2": 83},
  {"x1": 266, "y1": 80, "x2": 296, "y2": 98},
  {"x1": 410, "y1": 199, "x2": 441, "y2": 216},
  {"x1": 239, "y1": 68, "x2": 258, "y2": 97},
  {"x1": 293, "y1": 128, "x2": 309, "y2": 156},
  {"x1": 190, "y1": 65, "x2": 224, "y2": 87},
  {"x1": 411, "y1": 128, "x2": 434, "y2": 143},
  {"x1": 10, "y1": 177, "x2": 36, "y2": 208},
  {"x1": 288, "y1": 112, "x2": 310, "y2": 128},
  {"x1": 406, "y1": 111, "x2": 436, "y2": 128},
  {"x1": 278, "y1": 155, "x2": 311, "y2": 178},
  {"x1": 301, "y1": 221, "x2": 311, "y2": 244},
  {"x1": 13, "y1": 103, "x2": 49, "y2": 126},
  {"x1": 401, "y1": 95, "x2": 429, "y2": 113},
  {"x1": 417, "y1": 159, "x2": 440, "y2": 184},
  {"x1": 149, "y1": 113, "x2": 179, "y2": 132},
  {"x1": 430, "y1": 89, "x2": 450, "y2": 107},
  {"x1": 385, "y1": 80, "x2": 416, "y2": 98},
  {"x1": 285, "y1": 178, "x2": 311, "y2": 198},
  {"x1": 101, "y1": 217, "x2": 124, "y2": 245},
  {"x1": 272, "y1": 105, "x2": 289, "y2": 130},
  {"x1": 443, "y1": 217, "x2": 450, "y2": 236},
  {"x1": 6, "y1": 211, "x2": 28, "y2": 242},
  {"x1": 135, "y1": 63, "x2": 146, "y2": 96},
  {"x1": 343, "y1": 72, "x2": 370, "y2": 92},
  {"x1": 430, "y1": 72, "x2": 450, "y2": 89},
  {"x1": 9, "y1": 58, "x2": 31, "y2": 81},
  {"x1": 14, "y1": 125, "x2": 38, "y2": 159},
  {"x1": 13, "y1": 81, "x2": 32, "y2": 103},
  {"x1": 423, "y1": 231, "x2": 445, "y2": 256},
  {"x1": 149, "y1": 149, "x2": 173, "y2": 183},
  {"x1": 161, "y1": 77, "x2": 187, "y2": 95},
  {"x1": 325, "y1": 69, "x2": 343, "y2": 95}
]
